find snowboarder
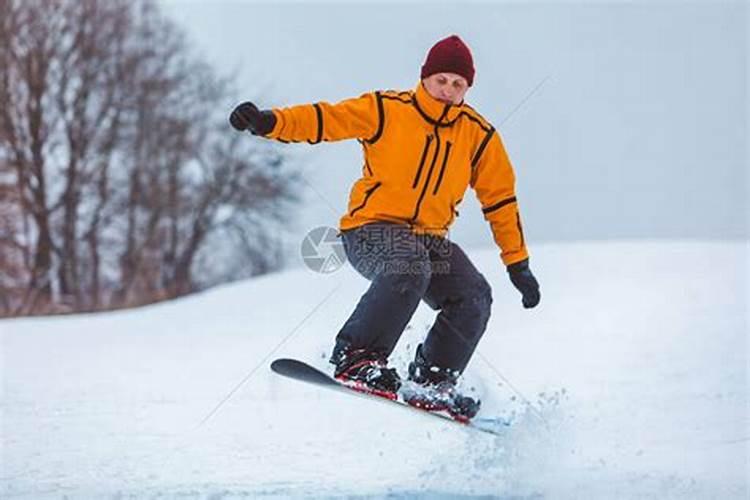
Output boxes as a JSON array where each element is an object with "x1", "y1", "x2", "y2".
[{"x1": 230, "y1": 35, "x2": 540, "y2": 419}]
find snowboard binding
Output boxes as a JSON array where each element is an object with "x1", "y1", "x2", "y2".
[
  {"x1": 403, "y1": 344, "x2": 481, "y2": 422},
  {"x1": 330, "y1": 341, "x2": 401, "y2": 400}
]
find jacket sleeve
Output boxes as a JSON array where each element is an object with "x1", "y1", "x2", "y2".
[
  {"x1": 265, "y1": 92, "x2": 381, "y2": 144},
  {"x1": 470, "y1": 129, "x2": 530, "y2": 266}
]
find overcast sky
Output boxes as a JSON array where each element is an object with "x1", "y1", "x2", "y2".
[{"x1": 160, "y1": 0, "x2": 747, "y2": 252}]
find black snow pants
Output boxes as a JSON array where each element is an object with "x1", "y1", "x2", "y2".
[{"x1": 335, "y1": 222, "x2": 493, "y2": 374}]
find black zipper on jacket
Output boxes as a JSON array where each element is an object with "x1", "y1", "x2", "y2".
[
  {"x1": 411, "y1": 105, "x2": 450, "y2": 222},
  {"x1": 432, "y1": 141, "x2": 452, "y2": 195},
  {"x1": 349, "y1": 181, "x2": 382, "y2": 217},
  {"x1": 411, "y1": 135, "x2": 433, "y2": 188}
]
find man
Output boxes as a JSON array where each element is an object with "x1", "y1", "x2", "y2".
[{"x1": 230, "y1": 35, "x2": 540, "y2": 420}]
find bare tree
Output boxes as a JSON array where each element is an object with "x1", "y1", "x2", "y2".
[{"x1": 0, "y1": 0, "x2": 299, "y2": 316}]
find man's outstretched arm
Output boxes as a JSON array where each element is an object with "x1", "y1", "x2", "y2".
[{"x1": 229, "y1": 92, "x2": 381, "y2": 144}]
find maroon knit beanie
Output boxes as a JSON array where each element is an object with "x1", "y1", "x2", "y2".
[{"x1": 420, "y1": 35, "x2": 475, "y2": 87}]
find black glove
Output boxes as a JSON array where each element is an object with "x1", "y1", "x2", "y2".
[
  {"x1": 229, "y1": 101, "x2": 277, "y2": 135},
  {"x1": 507, "y1": 258, "x2": 540, "y2": 309}
]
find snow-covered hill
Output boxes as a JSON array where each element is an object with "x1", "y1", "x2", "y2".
[{"x1": 1, "y1": 241, "x2": 747, "y2": 499}]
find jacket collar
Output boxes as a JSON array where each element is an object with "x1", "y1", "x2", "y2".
[{"x1": 413, "y1": 81, "x2": 464, "y2": 127}]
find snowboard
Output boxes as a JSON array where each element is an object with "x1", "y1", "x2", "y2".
[{"x1": 270, "y1": 358, "x2": 509, "y2": 436}]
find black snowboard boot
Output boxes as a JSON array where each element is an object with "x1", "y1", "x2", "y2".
[
  {"x1": 330, "y1": 340, "x2": 401, "y2": 399},
  {"x1": 403, "y1": 344, "x2": 481, "y2": 422}
]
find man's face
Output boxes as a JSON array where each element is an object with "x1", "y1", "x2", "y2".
[{"x1": 422, "y1": 72, "x2": 469, "y2": 106}]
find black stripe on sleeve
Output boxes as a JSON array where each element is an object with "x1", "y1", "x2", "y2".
[
  {"x1": 381, "y1": 94, "x2": 412, "y2": 104},
  {"x1": 471, "y1": 126, "x2": 495, "y2": 168},
  {"x1": 482, "y1": 196, "x2": 517, "y2": 215},
  {"x1": 366, "y1": 92, "x2": 385, "y2": 144},
  {"x1": 308, "y1": 103, "x2": 324, "y2": 144},
  {"x1": 516, "y1": 212, "x2": 525, "y2": 247},
  {"x1": 459, "y1": 111, "x2": 492, "y2": 133}
]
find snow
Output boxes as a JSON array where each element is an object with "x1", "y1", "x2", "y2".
[{"x1": 1, "y1": 240, "x2": 747, "y2": 498}]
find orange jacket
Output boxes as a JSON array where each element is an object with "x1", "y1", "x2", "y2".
[{"x1": 265, "y1": 82, "x2": 529, "y2": 266}]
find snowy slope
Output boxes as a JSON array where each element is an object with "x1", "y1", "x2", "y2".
[{"x1": 1, "y1": 241, "x2": 747, "y2": 499}]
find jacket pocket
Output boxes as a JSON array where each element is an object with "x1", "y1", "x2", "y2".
[
  {"x1": 411, "y1": 135, "x2": 433, "y2": 189},
  {"x1": 432, "y1": 141, "x2": 452, "y2": 195}
]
